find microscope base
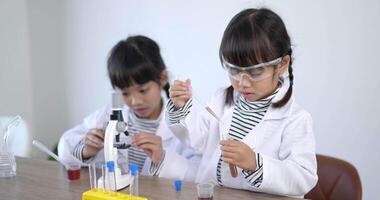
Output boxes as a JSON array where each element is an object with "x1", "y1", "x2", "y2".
[{"x1": 98, "y1": 174, "x2": 132, "y2": 191}]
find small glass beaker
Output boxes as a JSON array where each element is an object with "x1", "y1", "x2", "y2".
[
  {"x1": 197, "y1": 183, "x2": 214, "y2": 200},
  {"x1": 0, "y1": 151, "x2": 16, "y2": 178},
  {"x1": 66, "y1": 162, "x2": 81, "y2": 181}
]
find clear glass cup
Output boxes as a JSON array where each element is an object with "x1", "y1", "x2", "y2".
[
  {"x1": 197, "y1": 183, "x2": 214, "y2": 200},
  {"x1": 66, "y1": 162, "x2": 81, "y2": 181},
  {"x1": 0, "y1": 152, "x2": 16, "y2": 178}
]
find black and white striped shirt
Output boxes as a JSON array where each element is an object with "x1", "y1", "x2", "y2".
[
  {"x1": 126, "y1": 110, "x2": 163, "y2": 174},
  {"x1": 167, "y1": 99, "x2": 193, "y2": 124}
]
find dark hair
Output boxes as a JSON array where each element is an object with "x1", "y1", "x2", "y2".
[
  {"x1": 107, "y1": 35, "x2": 170, "y2": 98},
  {"x1": 220, "y1": 8, "x2": 294, "y2": 108}
]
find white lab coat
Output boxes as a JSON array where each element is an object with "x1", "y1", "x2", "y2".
[
  {"x1": 166, "y1": 79, "x2": 318, "y2": 197},
  {"x1": 58, "y1": 103, "x2": 200, "y2": 182}
]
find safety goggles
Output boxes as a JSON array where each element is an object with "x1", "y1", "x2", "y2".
[{"x1": 221, "y1": 55, "x2": 282, "y2": 82}]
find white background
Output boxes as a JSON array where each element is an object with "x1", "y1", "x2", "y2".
[{"x1": 1, "y1": 0, "x2": 379, "y2": 199}]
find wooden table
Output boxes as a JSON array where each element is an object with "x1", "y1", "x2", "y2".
[{"x1": 0, "y1": 157, "x2": 303, "y2": 200}]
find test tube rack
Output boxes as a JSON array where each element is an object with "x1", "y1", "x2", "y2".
[{"x1": 82, "y1": 189, "x2": 148, "y2": 200}]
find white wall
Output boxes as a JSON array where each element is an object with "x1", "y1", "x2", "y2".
[
  {"x1": 0, "y1": 0, "x2": 33, "y2": 156},
  {"x1": 1, "y1": 0, "x2": 379, "y2": 199},
  {"x1": 26, "y1": 0, "x2": 70, "y2": 157}
]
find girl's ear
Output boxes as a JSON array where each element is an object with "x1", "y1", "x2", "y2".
[
  {"x1": 160, "y1": 70, "x2": 169, "y2": 87},
  {"x1": 278, "y1": 55, "x2": 290, "y2": 76}
]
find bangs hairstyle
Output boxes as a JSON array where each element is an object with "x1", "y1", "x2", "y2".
[
  {"x1": 107, "y1": 35, "x2": 170, "y2": 97},
  {"x1": 220, "y1": 8, "x2": 294, "y2": 108}
]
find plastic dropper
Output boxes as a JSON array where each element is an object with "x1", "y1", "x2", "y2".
[
  {"x1": 183, "y1": 80, "x2": 239, "y2": 178},
  {"x1": 199, "y1": 102, "x2": 238, "y2": 178}
]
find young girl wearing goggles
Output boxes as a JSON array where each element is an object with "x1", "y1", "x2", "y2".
[{"x1": 167, "y1": 8, "x2": 317, "y2": 198}]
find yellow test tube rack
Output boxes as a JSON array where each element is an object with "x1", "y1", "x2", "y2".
[{"x1": 82, "y1": 189, "x2": 148, "y2": 200}]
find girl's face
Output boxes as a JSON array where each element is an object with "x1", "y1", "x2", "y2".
[
  {"x1": 121, "y1": 81, "x2": 163, "y2": 120},
  {"x1": 229, "y1": 56, "x2": 290, "y2": 101}
]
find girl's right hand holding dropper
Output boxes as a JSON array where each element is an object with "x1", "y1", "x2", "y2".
[{"x1": 169, "y1": 79, "x2": 192, "y2": 108}]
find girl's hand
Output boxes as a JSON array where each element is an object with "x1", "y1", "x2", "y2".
[
  {"x1": 132, "y1": 132, "x2": 164, "y2": 165},
  {"x1": 169, "y1": 79, "x2": 192, "y2": 108},
  {"x1": 83, "y1": 128, "x2": 105, "y2": 159},
  {"x1": 220, "y1": 139, "x2": 257, "y2": 171}
]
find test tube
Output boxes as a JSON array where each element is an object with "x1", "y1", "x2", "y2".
[
  {"x1": 89, "y1": 162, "x2": 97, "y2": 190},
  {"x1": 229, "y1": 163, "x2": 238, "y2": 177},
  {"x1": 129, "y1": 163, "x2": 139, "y2": 198},
  {"x1": 223, "y1": 130, "x2": 238, "y2": 178},
  {"x1": 101, "y1": 164, "x2": 107, "y2": 192},
  {"x1": 106, "y1": 161, "x2": 117, "y2": 194}
]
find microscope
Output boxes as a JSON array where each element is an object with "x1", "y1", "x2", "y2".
[{"x1": 98, "y1": 92, "x2": 132, "y2": 190}]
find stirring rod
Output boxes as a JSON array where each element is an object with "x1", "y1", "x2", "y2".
[{"x1": 32, "y1": 140, "x2": 88, "y2": 167}]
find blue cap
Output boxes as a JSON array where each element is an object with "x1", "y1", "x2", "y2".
[
  {"x1": 106, "y1": 161, "x2": 115, "y2": 172},
  {"x1": 129, "y1": 163, "x2": 138, "y2": 176},
  {"x1": 174, "y1": 179, "x2": 182, "y2": 191}
]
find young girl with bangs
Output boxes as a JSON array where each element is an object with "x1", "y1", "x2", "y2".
[
  {"x1": 58, "y1": 35, "x2": 199, "y2": 181},
  {"x1": 167, "y1": 8, "x2": 317, "y2": 197}
]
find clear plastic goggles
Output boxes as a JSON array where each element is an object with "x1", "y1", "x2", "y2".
[{"x1": 222, "y1": 56, "x2": 282, "y2": 82}]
